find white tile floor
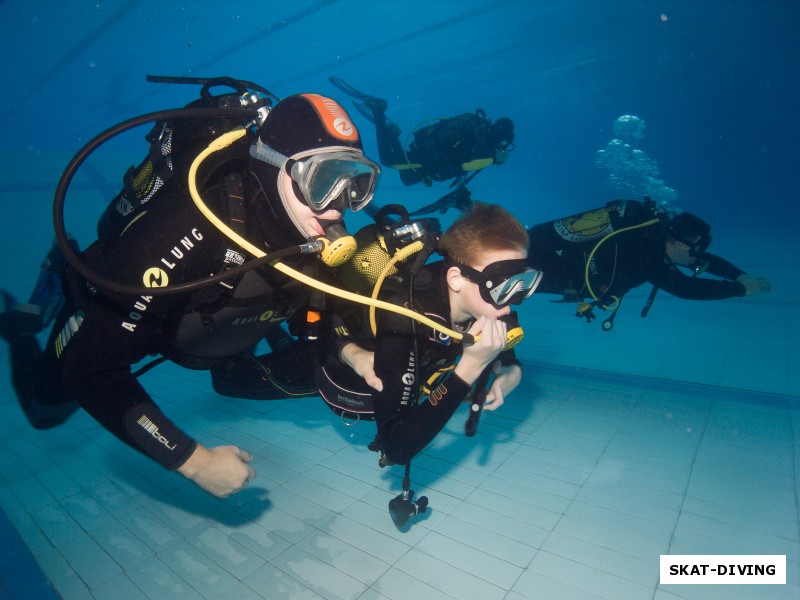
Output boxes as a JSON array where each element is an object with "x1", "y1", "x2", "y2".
[{"x1": 0, "y1": 353, "x2": 797, "y2": 600}]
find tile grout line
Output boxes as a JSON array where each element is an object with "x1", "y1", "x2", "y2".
[{"x1": 653, "y1": 392, "x2": 717, "y2": 600}]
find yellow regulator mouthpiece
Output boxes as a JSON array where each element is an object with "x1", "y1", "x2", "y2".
[
  {"x1": 319, "y1": 233, "x2": 357, "y2": 267},
  {"x1": 503, "y1": 326, "x2": 525, "y2": 351}
]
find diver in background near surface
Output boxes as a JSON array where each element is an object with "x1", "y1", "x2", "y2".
[{"x1": 329, "y1": 76, "x2": 515, "y2": 216}]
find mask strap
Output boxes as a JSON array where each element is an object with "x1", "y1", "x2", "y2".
[{"x1": 249, "y1": 138, "x2": 290, "y2": 169}]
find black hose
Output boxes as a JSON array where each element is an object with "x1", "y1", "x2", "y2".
[
  {"x1": 50, "y1": 107, "x2": 318, "y2": 298},
  {"x1": 70, "y1": 245, "x2": 307, "y2": 298},
  {"x1": 465, "y1": 365, "x2": 493, "y2": 437}
]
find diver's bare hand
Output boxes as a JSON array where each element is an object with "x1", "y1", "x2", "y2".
[
  {"x1": 178, "y1": 444, "x2": 255, "y2": 498},
  {"x1": 340, "y1": 342, "x2": 383, "y2": 391},
  {"x1": 737, "y1": 274, "x2": 771, "y2": 296},
  {"x1": 456, "y1": 316, "x2": 507, "y2": 385},
  {"x1": 483, "y1": 361, "x2": 522, "y2": 411}
]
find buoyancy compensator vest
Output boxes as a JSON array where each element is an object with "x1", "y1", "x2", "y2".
[{"x1": 96, "y1": 75, "x2": 275, "y2": 241}]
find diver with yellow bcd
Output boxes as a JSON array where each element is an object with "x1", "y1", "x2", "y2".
[{"x1": 526, "y1": 198, "x2": 770, "y2": 330}]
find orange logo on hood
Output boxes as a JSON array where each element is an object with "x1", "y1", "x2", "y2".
[{"x1": 301, "y1": 93, "x2": 359, "y2": 142}]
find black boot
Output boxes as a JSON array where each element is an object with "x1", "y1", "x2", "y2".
[
  {"x1": 15, "y1": 237, "x2": 80, "y2": 335},
  {"x1": 0, "y1": 290, "x2": 40, "y2": 342}
]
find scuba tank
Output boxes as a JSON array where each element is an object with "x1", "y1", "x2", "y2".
[{"x1": 96, "y1": 76, "x2": 275, "y2": 241}]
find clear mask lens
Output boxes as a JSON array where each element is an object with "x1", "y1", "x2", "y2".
[
  {"x1": 301, "y1": 157, "x2": 379, "y2": 211},
  {"x1": 290, "y1": 152, "x2": 380, "y2": 211},
  {"x1": 488, "y1": 269, "x2": 543, "y2": 305},
  {"x1": 250, "y1": 140, "x2": 380, "y2": 213},
  {"x1": 453, "y1": 258, "x2": 542, "y2": 307}
]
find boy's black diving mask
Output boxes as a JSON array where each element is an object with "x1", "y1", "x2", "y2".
[
  {"x1": 450, "y1": 258, "x2": 543, "y2": 307},
  {"x1": 250, "y1": 139, "x2": 380, "y2": 212}
]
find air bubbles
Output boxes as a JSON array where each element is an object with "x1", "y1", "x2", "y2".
[{"x1": 595, "y1": 114, "x2": 678, "y2": 205}]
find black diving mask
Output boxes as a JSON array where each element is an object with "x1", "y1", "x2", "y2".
[
  {"x1": 668, "y1": 213, "x2": 712, "y2": 259},
  {"x1": 451, "y1": 258, "x2": 543, "y2": 307},
  {"x1": 250, "y1": 139, "x2": 380, "y2": 212},
  {"x1": 688, "y1": 234, "x2": 712, "y2": 259}
]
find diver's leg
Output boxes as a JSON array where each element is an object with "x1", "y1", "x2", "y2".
[
  {"x1": 327, "y1": 78, "x2": 402, "y2": 162},
  {"x1": 15, "y1": 236, "x2": 79, "y2": 335},
  {"x1": 370, "y1": 105, "x2": 407, "y2": 167},
  {"x1": 211, "y1": 341, "x2": 318, "y2": 400},
  {"x1": 2, "y1": 302, "x2": 79, "y2": 429}
]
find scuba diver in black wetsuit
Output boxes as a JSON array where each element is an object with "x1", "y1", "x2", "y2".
[
  {"x1": 0, "y1": 87, "x2": 382, "y2": 498},
  {"x1": 329, "y1": 76, "x2": 515, "y2": 216},
  {"x1": 317, "y1": 202, "x2": 539, "y2": 525},
  {"x1": 526, "y1": 198, "x2": 772, "y2": 330}
]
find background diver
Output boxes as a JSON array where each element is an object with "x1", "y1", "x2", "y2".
[
  {"x1": 329, "y1": 76, "x2": 515, "y2": 216},
  {"x1": 0, "y1": 89, "x2": 382, "y2": 499},
  {"x1": 525, "y1": 198, "x2": 771, "y2": 328}
]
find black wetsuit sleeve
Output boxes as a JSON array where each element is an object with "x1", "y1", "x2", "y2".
[
  {"x1": 648, "y1": 258, "x2": 746, "y2": 300},
  {"x1": 60, "y1": 298, "x2": 196, "y2": 470},
  {"x1": 702, "y1": 253, "x2": 747, "y2": 281},
  {"x1": 59, "y1": 184, "x2": 226, "y2": 470},
  {"x1": 371, "y1": 299, "x2": 471, "y2": 465}
]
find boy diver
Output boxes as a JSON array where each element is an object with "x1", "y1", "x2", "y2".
[{"x1": 325, "y1": 202, "x2": 539, "y2": 467}]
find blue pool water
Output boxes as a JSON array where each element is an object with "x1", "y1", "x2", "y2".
[{"x1": 0, "y1": 2, "x2": 798, "y2": 599}]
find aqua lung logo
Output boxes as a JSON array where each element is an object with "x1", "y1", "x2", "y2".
[
  {"x1": 143, "y1": 267, "x2": 169, "y2": 288},
  {"x1": 141, "y1": 227, "x2": 204, "y2": 280},
  {"x1": 121, "y1": 295, "x2": 153, "y2": 332},
  {"x1": 333, "y1": 117, "x2": 354, "y2": 138},
  {"x1": 122, "y1": 228, "x2": 204, "y2": 333},
  {"x1": 400, "y1": 352, "x2": 416, "y2": 406},
  {"x1": 157, "y1": 228, "x2": 204, "y2": 269}
]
